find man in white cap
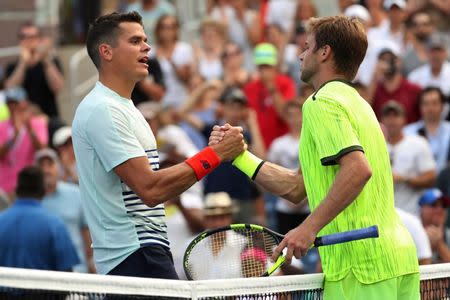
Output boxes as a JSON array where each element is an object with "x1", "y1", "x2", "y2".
[{"x1": 53, "y1": 126, "x2": 78, "y2": 184}]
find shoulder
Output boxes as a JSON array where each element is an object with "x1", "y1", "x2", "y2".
[
  {"x1": 408, "y1": 65, "x2": 428, "y2": 79},
  {"x1": 403, "y1": 134, "x2": 430, "y2": 148},
  {"x1": 403, "y1": 121, "x2": 423, "y2": 135},
  {"x1": 58, "y1": 181, "x2": 80, "y2": 194}
]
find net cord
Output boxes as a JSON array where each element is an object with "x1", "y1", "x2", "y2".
[{"x1": 0, "y1": 264, "x2": 449, "y2": 298}]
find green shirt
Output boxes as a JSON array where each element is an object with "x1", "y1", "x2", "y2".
[{"x1": 299, "y1": 80, "x2": 418, "y2": 284}]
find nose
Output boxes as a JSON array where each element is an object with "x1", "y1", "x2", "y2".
[{"x1": 143, "y1": 42, "x2": 151, "y2": 53}]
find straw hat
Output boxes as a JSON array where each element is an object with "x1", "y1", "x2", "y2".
[{"x1": 204, "y1": 192, "x2": 238, "y2": 216}]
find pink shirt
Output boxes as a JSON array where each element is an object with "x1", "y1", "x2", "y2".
[{"x1": 0, "y1": 117, "x2": 48, "y2": 193}]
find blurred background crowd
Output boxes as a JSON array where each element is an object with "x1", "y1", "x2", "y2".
[{"x1": 0, "y1": 0, "x2": 449, "y2": 279}]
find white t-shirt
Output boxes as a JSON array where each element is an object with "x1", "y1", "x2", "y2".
[
  {"x1": 407, "y1": 61, "x2": 450, "y2": 96},
  {"x1": 268, "y1": 134, "x2": 309, "y2": 214},
  {"x1": 396, "y1": 208, "x2": 432, "y2": 261},
  {"x1": 157, "y1": 42, "x2": 193, "y2": 108},
  {"x1": 388, "y1": 135, "x2": 436, "y2": 216}
]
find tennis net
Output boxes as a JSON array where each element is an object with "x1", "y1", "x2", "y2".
[{"x1": 0, "y1": 264, "x2": 449, "y2": 299}]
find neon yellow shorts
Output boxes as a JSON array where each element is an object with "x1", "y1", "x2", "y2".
[{"x1": 323, "y1": 271, "x2": 420, "y2": 300}]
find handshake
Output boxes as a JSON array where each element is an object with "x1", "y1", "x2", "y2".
[{"x1": 208, "y1": 124, "x2": 247, "y2": 161}]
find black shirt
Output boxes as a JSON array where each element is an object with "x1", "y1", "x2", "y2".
[
  {"x1": 131, "y1": 58, "x2": 165, "y2": 106},
  {"x1": 6, "y1": 58, "x2": 63, "y2": 118}
]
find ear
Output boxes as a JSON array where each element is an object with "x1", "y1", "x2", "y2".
[
  {"x1": 98, "y1": 44, "x2": 113, "y2": 63},
  {"x1": 318, "y1": 45, "x2": 332, "y2": 63}
]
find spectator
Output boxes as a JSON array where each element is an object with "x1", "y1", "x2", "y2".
[
  {"x1": 154, "y1": 15, "x2": 193, "y2": 108},
  {"x1": 408, "y1": 32, "x2": 450, "y2": 96},
  {"x1": 179, "y1": 80, "x2": 223, "y2": 150},
  {"x1": 0, "y1": 166, "x2": 79, "y2": 271},
  {"x1": 265, "y1": 0, "x2": 297, "y2": 35},
  {"x1": 406, "y1": 0, "x2": 450, "y2": 32},
  {"x1": 36, "y1": 148, "x2": 94, "y2": 273},
  {"x1": 293, "y1": 0, "x2": 317, "y2": 26},
  {"x1": 221, "y1": 42, "x2": 250, "y2": 89},
  {"x1": 419, "y1": 188, "x2": 450, "y2": 263},
  {"x1": 402, "y1": 11, "x2": 436, "y2": 75},
  {"x1": 368, "y1": 44, "x2": 422, "y2": 123},
  {"x1": 396, "y1": 208, "x2": 432, "y2": 265},
  {"x1": 4, "y1": 22, "x2": 64, "y2": 118},
  {"x1": 131, "y1": 57, "x2": 166, "y2": 106},
  {"x1": 266, "y1": 22, "x2": 297, "y2": 75},
  {"x1": 209, "y1": 0, "x2": 261, "y2": 72},
  {"x1": 0, "y1": 87, "x2": 48, "y2": 198},
  {"x1": 193, "y1": 19, "x2": 227, "y2": 81},
  {"x1": 244, "y1": 43, "x2": 295, "y2": 148},
  {"x1": 368, "y1": 0, "x2": 408, "y2": 52},
  {"x1": 404, "y1": 87, "x2": 450, "y2": 172},
  {"x1": 366, "y1": 0, "x2": 388, "y2": 28},
  {"x1": 337, "y1": 0, "x2": 358, "y2": 12},
  {"x1": 126, "y1": 0, "x2": 175, "y2": 44},
  {"x1": 52, "y1": 126, "x2": 78, "y2": 184},
  {"x1": 382, "y1": 101, "x2": 436, "y2": 216},
  {"x1": 267, "y1": 101, "x2": 308, "y2": 234},
  {"x1": 183, "y1": 87, "x2": 266, "y2": 224}
]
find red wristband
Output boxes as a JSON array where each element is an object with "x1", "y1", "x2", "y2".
[{"x1": 185, "y1": 147, "x2": 221, "y2": 181}]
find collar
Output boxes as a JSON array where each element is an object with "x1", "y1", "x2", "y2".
[
  {"x1": 312, "y1": 79, "x2": 353, "y2": 100},
  {"x1": 14, "y1": 198, "x2": 41, "y2": 207},
  {"x1": 95, "y1": 81, "x2": 133, "y2": 105}
]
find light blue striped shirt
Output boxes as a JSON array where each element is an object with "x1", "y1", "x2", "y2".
[{"x1": 72, "y1": 82, "x2": 168, "y2": 274}]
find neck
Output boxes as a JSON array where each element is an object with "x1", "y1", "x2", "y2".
[
  {"x1": 425, "y1": 119, "x2": 440, "y2": 133},
  {"x1": 387, "y1": 132, "x2": 403, "y2": 144},
  {"x1": 99, "y1": 72, "x2": 135, "y2": 99},
  {"x1": 390, "y1": 22, "x2": 402, "y2": 33},
  {"x1": 310, "y1": 71, "x2": 348, "y2": 91},
  {"x1": 45, "y1": 183, "x2": 57, "y2": 195},
  {"x1": 431, "y1": 64, "x2": 442, "y2": 76},
  {"x1": 383, "y1": 73, "x2": 402, "y2": 91},
  {"x1": 290, "y1": 128, "x2": 300, "y2": 138}
]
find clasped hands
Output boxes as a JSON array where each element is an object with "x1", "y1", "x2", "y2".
[{"x1": 208, "y1": 124, "x2": 247, "y2": 161}]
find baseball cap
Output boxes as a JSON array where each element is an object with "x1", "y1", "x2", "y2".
[
  {"x1": 34, "y1": 148, "x2": 59, "y2": 164},
  {"x1": 384, "y1": 0, "x2": 406, "y2": 9},
  {"x1": 254, "y1": 43, "x2": 278, "y2": 66},
  {"x1": 52, "y1": 126, "x2": 72, "y2": 148},
  {"x1": 344, "y1": 5, "x2": 371, "y2": 23},
  {"x1": 377, "y1": 41, "x2": 401, "y2": 58},
  {"x1": 5, "y1": 87, "x2": 27, "y2": 103},
  {"x1": 204, "y1": 192, "x2": 238, "y2": 216},
  {"x1": 220, "y1": 88, "x2": 247, "y2": 105},
  {"x1": 427, "y1": 33, "x2": 449, "y2": 50},
  {"x1": 419, "y1": 188, "x2": 450, "y2": 207},
  {"x1": 381, "y1": 101, "x2": 405, "y2": 116}
]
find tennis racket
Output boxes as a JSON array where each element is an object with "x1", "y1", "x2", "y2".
[{"x1": 183, "y1": 223, "x2": 378, "y2": 280}]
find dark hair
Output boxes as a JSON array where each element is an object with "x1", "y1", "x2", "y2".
[
  {"x1": 307, "y1": 16, "x2": 368, "y2": 80},
  {"x1": 16, "y1": 166, "x2": 45, "y2": 199},
  {"x1": 418, "y1": 86, "x2": 446, "y2": 106},
  {"x1": 86, "y1": 11, "x2": 143, "y2": 69},
  {"x1": 154, "y1": 15, "x2": 180, "y2": 44}
]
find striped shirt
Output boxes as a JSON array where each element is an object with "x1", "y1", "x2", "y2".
[{"x1": 72, "y1": 82, "x2": 169, "y2": 274}]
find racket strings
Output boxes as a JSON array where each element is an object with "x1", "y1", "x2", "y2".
[{"x1": 185, "y1": 228, "x2": 279, "y2": 280}]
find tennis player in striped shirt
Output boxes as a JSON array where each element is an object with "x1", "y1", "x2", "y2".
[{"x1": 72, "y1": 11, "x2": 245, "y2": 278}]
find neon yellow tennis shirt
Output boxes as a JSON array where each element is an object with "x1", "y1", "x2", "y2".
[{"x1": 299, "y1": 80, "x2": 418, "y2": 284}]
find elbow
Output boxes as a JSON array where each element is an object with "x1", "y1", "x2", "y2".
[
  {"x1": 361, "y1": 165, "x2": 372, "y2": 184},
  {"x1": 140, "y1": 189, "x2": 166, "y2": 208}
]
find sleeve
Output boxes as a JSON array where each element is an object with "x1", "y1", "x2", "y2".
[
  {"x1": 416, "y1": 137, "x2": 437, "y2": 173},
  {"x1": 303, "y1": 99, "x2": 363, "y2": 166},
  {"x1": 85, "y1": 104, "x2": 146, "y2": 172},
  {"x1": 52, "y1": 218, "x2": 80, "y2": 271}
]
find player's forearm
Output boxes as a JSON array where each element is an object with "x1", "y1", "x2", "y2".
[
  {"x1": 254, "y1": 162, "x2": 306, "y2": 204},
  {"x1": 408, "y1": 170, "x2": 436, "y2": 188},
  {"x1": 302, "y1": 152, "x2": 372, "y2": 235}
]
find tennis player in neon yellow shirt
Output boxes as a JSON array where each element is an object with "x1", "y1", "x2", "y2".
[{"x1": 210, "y1": 16, "x2": 419, "y2": 299}]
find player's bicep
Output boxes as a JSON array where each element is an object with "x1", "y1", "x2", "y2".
[
  {"x1": 304, "y1": 99, "x2": 363, "y2": 166},
  {"x1": 86, "y1": 105, "x2": 145, "y2": 172}
]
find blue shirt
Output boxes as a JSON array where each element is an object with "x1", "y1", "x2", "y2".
[
  {"x1": 42, "y1": 181, "x2": 88, "y2": 272},
  {"x1": 0, "y1": 198, "x2": 79, "y2": 271},
  {"x1": 404, "y1": 120, "x2": 450, "y2": 172},
  {"x1": 72, "y1": 81, "x2": 168, "y2": 274}
]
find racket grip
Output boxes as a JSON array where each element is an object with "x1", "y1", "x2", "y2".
[{"x1": 314, "y1": 225, "x2": 379, "y2": 247}]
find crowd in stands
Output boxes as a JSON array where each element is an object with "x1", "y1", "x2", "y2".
[{"x1": 0, "y1": 0, "x2": 450, "y2": 278}]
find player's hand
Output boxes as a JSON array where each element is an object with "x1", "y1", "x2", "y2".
[
  {"x1": 210, "y1": 124, "x2": 247, "y2": 161},
  {"x1": 272, "y1": 223, "x2": 317, "y2": 265},
  {"x1": 208, "y1": 124, "x2": 231, "y2": 146}
]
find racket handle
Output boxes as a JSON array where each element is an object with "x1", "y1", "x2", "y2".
[{"x1": 314, "y1": 225, "x2": 379, "y2": 247}]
